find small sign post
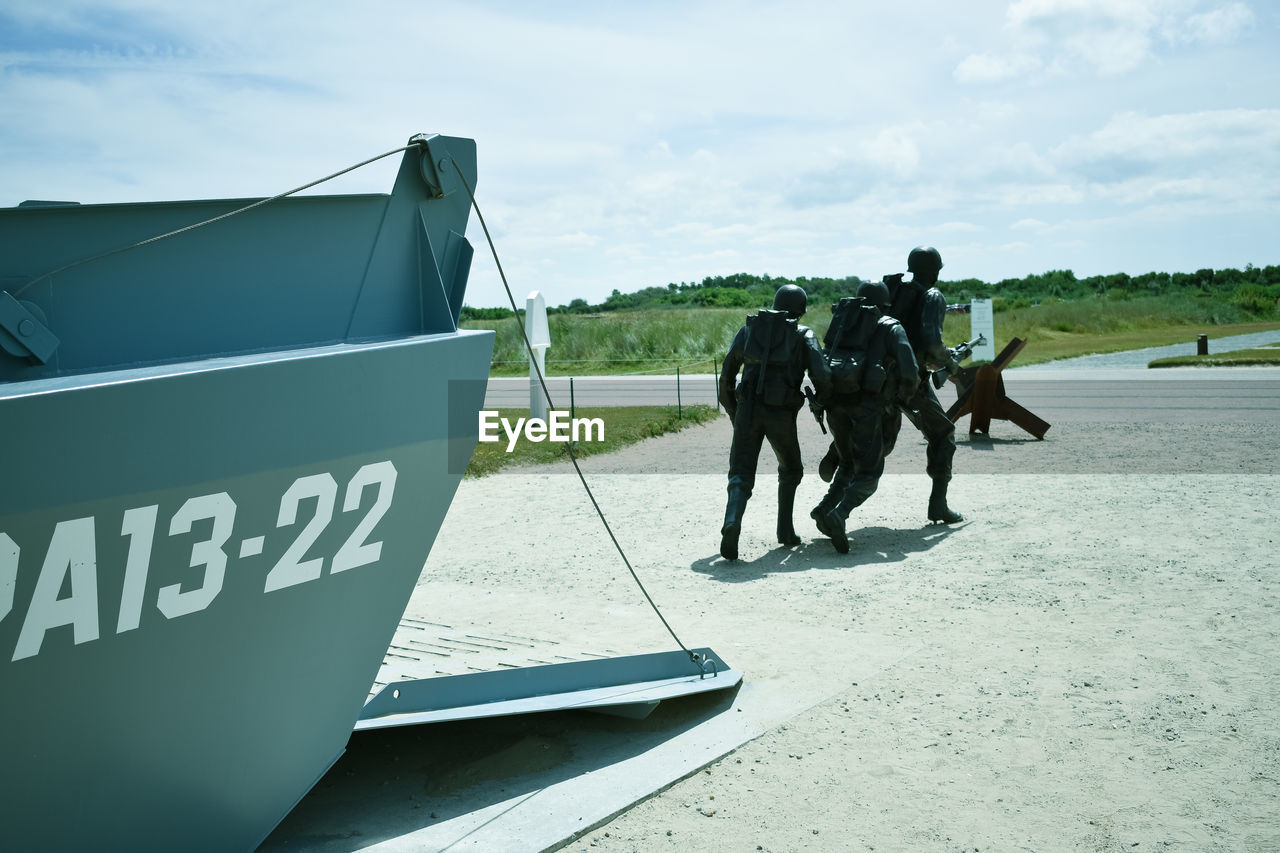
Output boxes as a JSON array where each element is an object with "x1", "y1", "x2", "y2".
[
  {"x1": 526, "y1": 291, "x2": 550, "y2": 421},
  {"x1": 970, "y1": 298, "x2": 995, "y2": 362}
]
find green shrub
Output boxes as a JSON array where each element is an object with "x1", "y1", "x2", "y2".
[{"x1": 1230, "y1": 284, "x2": 1278, "y2": 315}]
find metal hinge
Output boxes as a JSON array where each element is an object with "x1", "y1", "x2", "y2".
[{"x1": 0, "y1": 292, "x2": 59, "y2": 364}]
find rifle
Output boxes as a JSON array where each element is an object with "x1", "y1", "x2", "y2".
[
  {"x1": 803, "y1": 386, "x2": 827, "y2": 434},
  {"x1": 931, "y1": 333, "x2": 987, "y2": 389}
]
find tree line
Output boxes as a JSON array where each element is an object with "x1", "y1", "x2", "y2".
[{"x1": 460, "y1": 264, "x2": 1280, "y2": 321}]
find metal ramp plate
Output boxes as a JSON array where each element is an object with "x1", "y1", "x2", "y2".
[
  {"x1": 366, "y1": 617, "x2": 620, "y2": 690},
  {"x1": 355, "y1": 647, "x2": 742, "y2": 730}
]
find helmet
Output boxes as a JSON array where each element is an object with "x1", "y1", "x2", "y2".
[
  {"x1": 856, "y1": 279, "x2": 890, "y2": 308},
  {"x1": 907, "y1": 246, "x2": 943, "y2": 276},
  {"x1": 772, "y1": 284, "x2": 807, "y2": 319}
]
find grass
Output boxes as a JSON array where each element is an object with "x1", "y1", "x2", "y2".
[
  {"x1": 469, "y1": 309, "x2": 744, "y2": 376},
  {"x1": 488, "y1": 357, "x2": 721, "y2": 377},
  {"x1": 1149, "y1": 347, "x2": 1280, "y2": 368},
  {"x1": 935, "y1": 295, "x2": 1280, "y2": 364},
  {"x1": 466, "y1": 295, "x2": 1280, "y2": 374},
  {"x1": 961, "y1": 319, "x2": 1280, "y2": 365},
  {"x1": 465, "y1": 404, "x2": 720, "y2": 477}
]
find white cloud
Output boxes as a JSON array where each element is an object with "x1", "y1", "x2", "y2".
[
  {"x1": 953, "y1": 52, "x2": 1043, "y2": 83},
  {"x1": 1005, "y1": 0, "x2": 1164, "y2": 74},
  {"x1": 647, "y1": 141, "x2": 675, "y2": 160},
  {"x1": 1179, "y1": 2, "x2": 1255, "y2": 42},
  {"x1": 996, "y1": 0, "x2": 1260, "y2": 76},
  {"x1": 1052, "y1": 108, "x2": 1280, "y2": 176},
  {"x1": 860, "y1": 127, "x2": 922, "y2": 178},
  {"x1": 985, "y1": 183, "x2": 1091, "y2": 206},
  {"x1": 543, "y1": 231, "x2": 600, "y2": 249}
]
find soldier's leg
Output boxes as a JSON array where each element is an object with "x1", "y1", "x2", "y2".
[
  {"x1": 834, "y1": 399, "x2": 887, "y2": 518},
  {"x1": 763, "y1": 406, "x2": 805, "y2": 547},
  {"x1": 915, "y1": 384, "x2": 956, "y2": 481},
  {"x1": 915, "y1": 385, "x2": 962, "y2": 523},
  {"x1": 881, "y1": 406, "x2": 903, "y2": 459},
  {"x1": 901, "y1": 385, "x2": 962, "y2": 523},
  {"x1": 818, "y1": 441, "x2": 840, "y2": 483},
  {"x1": 722, "y1": 411, "x2": 766, "y2": 560},
  {"x1": 810, "y1": 404, "x2": 857, "y2": 554},
  {"x1": 812, "y1": 404, "x2": 855, "y2": 518}
]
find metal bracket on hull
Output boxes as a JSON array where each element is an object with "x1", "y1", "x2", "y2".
[
  {"x1": 355, "y1": 648, "x2": 743, "y2": 730},
  {"x1": 0, "y1": 292, "x2": 59, "y2": 363},
  {"x1": 410, "y1": 133, "x2": 457, "y2": 199}
]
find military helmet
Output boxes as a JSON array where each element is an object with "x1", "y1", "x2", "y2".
[
  {"x1": 907, "y1": 246, "x2": 944, "y2": 275},
  {"x1": 772, "y1": 284, "x2": 807, "y2": 319},
  {"x1": 856, "y1": 279, "x2": 891, "y2": 308}
]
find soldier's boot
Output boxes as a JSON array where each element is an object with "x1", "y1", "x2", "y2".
[
  {"x1": 810, "y1": 490, "x2": 839, "y2": 523},
  {"x1": 720, "y1": 486, "x2": 750, "y2": 560},
  {"x1": 818, "y1": 444, "x2": 839, "y2": 483},
  {"x1": 777, "y1": 482, "x2": 801, "y2": 546},
  {"x1": 821, "y1": 487, "x2": 871, "y2": 555},
  {"x1": 817, "y1": 508, "x2": 849, "y2": 554},
  {"x1": 927, "y1": 478, "x2": 964, "y2": 524}
]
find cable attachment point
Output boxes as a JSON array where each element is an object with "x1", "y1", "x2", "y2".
[
  {"x1": 0, "y1": 292, "x2": 59, "y2": 364},
  {"x1": 411, "y1": 133, "x2": 454, "y2": 199},
  {"x1": 695, "y1": 653, "x2": 719, "y2": 680}
]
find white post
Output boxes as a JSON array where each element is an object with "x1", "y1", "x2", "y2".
[
  {"x1": 526, "y1": 291, "x2": 551, "y2": 421},
  {"x1": 969, "y1": 298, "x2": 995, "y2": 362}
]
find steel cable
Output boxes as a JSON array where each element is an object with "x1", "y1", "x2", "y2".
[
  {"x1": 9, "y1": 136, "x2": 705, "y2": 672},
  {"x1": 13, "y1": 143, "x2": 419, "y2": 299},
  {"x1": 449, "y1": 156, "x2": 704, "y2": 670}
]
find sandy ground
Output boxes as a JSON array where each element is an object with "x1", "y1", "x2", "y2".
[
  {"x1": 267, "y1": 371, "x2": 1280, "y2": 853},
  {"x1": 418, "y1": 372, "x2": 1280, "y2": 853}
]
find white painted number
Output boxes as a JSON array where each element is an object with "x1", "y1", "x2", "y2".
[
  {"x1": 264, "y1": 473, "x2": 337, "y2": 593},
  {"x1": 157, "y1": 493, "x2": 235, "y2": 619},
  {"x1": 331, "y1": 461, "x2": 397, "y2": 574},
  {"x1": 3, "y1": 458, "x2": 399, "y2": 661},
  {"x1": 117, "y1": 505, "x2": 158, "y2": 633}
]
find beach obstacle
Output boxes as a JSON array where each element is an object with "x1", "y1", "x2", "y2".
[{"x1": 945, "y1": 336, "x2": 1051, "y2": 439}]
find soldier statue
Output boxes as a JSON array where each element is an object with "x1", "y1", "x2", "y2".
[
  {"x1": 718, "y1": 284, "x2": 830, "y2": 561},
  {"x1": 819, "y1": 246, "x2": 965, "y2": 523},
  {"x1": 809, "y1": 280, "x2": 919, "y2": 553}
]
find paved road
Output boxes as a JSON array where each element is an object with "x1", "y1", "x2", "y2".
[{"x1": 486, "y1": 367, "x2": 1280, "y2": 414}]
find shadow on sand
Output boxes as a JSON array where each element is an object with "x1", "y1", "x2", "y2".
[
  {"x1": 691, "y1": 521, "x2": 966, "y2": 583},
  {"x1": 260, "y1": 685, "x2": 740, "y2": 852},
  {"x1": 959, "y1": 433, "x2": 1045, "y2": 451}
]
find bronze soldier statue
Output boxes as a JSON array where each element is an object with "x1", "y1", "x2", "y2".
[
  {"x1": 718, "y1": 284, "x2": 830, "y2": 561},
  {"x1": 818, "y1": 246, "x2": 965, "y2": 523},
  {"x1": 809, "y1": 280, "x2": 918, "y2": 553},
  {"x1": 887, "y1": 246, "x2": 964, "y2": 522}
]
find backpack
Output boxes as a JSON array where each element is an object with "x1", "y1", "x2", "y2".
[
  {"x1": 885, "y1": 272, "x2": 925, "y2": 345},
  {"x1": 822, "y1": 297, "x2": 885, "y2": 394},
  {"x1": 742, "y1": 309, "x2": 802, "y2": 407}
]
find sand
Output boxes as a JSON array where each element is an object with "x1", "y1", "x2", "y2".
[{"x1": 413, "y1": 373, "x2": 1280, "y2": 853}]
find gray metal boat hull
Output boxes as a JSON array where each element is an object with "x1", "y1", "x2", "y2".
[
  {"x1": 0, "y1": 332, "x2": 491, "y2": 851},
  {"x1": 2, "y1": 131, "x2": 744, "y2": 851}
]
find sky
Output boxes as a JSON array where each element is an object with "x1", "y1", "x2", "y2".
[{"x1": 2, "y1": 0, "x2": 1277, "y2": 309}]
